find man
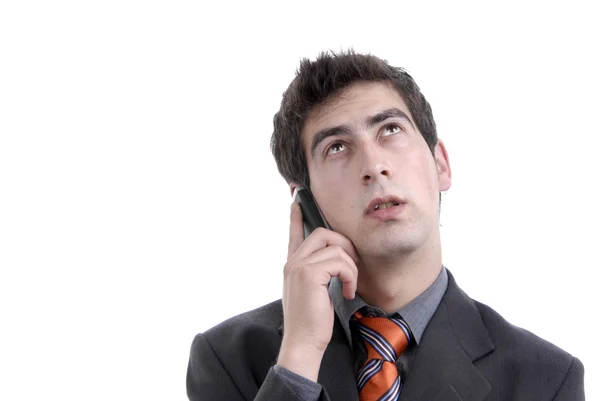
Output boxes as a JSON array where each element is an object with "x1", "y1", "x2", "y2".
[{"x1": 186, "y1": 50, "x2": 585, "y2": 400}]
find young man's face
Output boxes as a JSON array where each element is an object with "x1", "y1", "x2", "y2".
[{"x1": 300, "y1": 81, "x2": 451, "y2": 260}]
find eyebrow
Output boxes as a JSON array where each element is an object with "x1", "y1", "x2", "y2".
[{"x1": 309, "y1": 108, "x2": 415, "y2": 158}]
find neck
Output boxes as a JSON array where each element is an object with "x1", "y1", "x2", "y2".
[{"x1": 355, "y1": 236, "x2": 442, "y2": 314}]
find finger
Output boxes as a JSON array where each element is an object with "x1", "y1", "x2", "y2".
[
  {"x1": 309, "y1": 257, "x2": 357, "y2": 300},
  {"x1": 296, "y1": 227, "x2": 359, "y2": 264},
  {"x1": 302, "y1": 245, "x2": 358, "y2": 273},
  {"x1": 288, "y1": 202, "x2": 305, "y2": 260}
]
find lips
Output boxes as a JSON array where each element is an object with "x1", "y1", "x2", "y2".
[{"x1": 365, "y1": 196, "x2": 405, "y2": 215}]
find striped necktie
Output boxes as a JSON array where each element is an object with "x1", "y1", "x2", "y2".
[{"x1": 353, "y1": 311, "x2": 412, "y2": 401}]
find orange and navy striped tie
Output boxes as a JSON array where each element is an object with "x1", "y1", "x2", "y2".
[{"x1": 353, "y1": 311, "x2": 411, "y2": 401}]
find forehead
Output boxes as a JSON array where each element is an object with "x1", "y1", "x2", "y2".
[{"x1": 302, "y1": 81, "x2": 413, "y2": 147}]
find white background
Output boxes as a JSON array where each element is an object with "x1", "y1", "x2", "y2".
[{"x1": 1, "y1": 1, "x2": 598, "y2": 400}]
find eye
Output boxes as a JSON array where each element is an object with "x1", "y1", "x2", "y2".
[
  {"x1": 382, "y1": 124, "x2": 403, "y2": 136},
  {"x1": 326, "y1": 142, "x2": 346, "y2": 156}
]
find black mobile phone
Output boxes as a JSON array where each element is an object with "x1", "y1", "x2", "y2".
[{"x1": 293, "y1": 186, "x2": 331, "y2": 238}]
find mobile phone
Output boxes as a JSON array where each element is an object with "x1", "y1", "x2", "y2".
[{"x1": 293, "y1": 186, "x2": 331, "y2": 238}]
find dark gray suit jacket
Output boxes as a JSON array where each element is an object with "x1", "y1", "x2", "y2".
[{"x1": 187, "y1": 272, "x2": 585, "y2": 400}]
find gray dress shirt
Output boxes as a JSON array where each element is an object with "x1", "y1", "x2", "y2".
[{"x1": 274, "y1": 266, "x2": 449, "y2": 400}]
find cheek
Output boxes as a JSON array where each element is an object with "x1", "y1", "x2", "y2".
[
  {"x1": 313, "y1": 182, "x2": 346, "y2": 212},
  {"x1": 411, "y1": 157, "x2": 440, "y2": 201},
  {"x1": 309, "y1": 161, "x2": 351, "y2": 198},
  {"x1": 399, "y1": 147, "x2": 439, "y2": 196},
  {"x1": 311, "y1": 181, "x2": 357, "y2": 228}
]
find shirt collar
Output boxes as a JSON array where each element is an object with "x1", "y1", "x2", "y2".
[{"x1": 328, "y1": 265, "x2": 448, "y2": 347}]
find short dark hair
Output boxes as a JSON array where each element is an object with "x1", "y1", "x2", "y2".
[{"x1": 270, "y1": 49, "x2": 438, "y2": 189}]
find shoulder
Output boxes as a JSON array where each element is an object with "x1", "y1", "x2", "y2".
[
  {"x1": 473, "y1": 299, "x2": 579, "y2": 377},
  {"x1": 187, "y1": 301, "x2": 285, "y2": 398},
  {"x1": 445, "y1": 271, "x2": 584, "y2": 397},
  {"x1": 446, "y1": 270, "x2": 578, "y2": 371},
  {"x1": 200, "y1": 298, "x2": 283, "y2": 340},
  {"x1": 471, "y1": 299, "x2": 586, "y2": 397},
  {"x1": 194, "y1": 299, "x2": 284, "y2": 358}
]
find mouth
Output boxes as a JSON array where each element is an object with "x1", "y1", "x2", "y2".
[{"x1": 365, "y1": 196, "x2": 405, "y2": 215}]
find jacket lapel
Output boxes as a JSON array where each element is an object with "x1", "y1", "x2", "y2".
[
  {"x1": 399, "y1": 271, "x2": 495, "y2": 401},
  {"x1": 318, "y1": 315, "x2": 359, "y2": 401}
]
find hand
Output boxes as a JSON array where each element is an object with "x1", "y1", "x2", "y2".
[{"x1": 277, "y1": 202, "x2": 359, "y2": 382}]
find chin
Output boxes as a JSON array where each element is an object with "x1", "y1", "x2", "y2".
[
  {"x1": 356, "y1": 229, "x2": 423, "y2": 258},
  {"x1": 360, "y1": 234, "x2": 422, "y2": 253}
]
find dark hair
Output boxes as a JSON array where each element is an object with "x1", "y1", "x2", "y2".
[{"x1": 270, "y1": 49, "x2": 438, "y2": 189}]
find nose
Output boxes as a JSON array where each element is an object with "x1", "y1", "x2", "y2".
[{"x1": 359, "y1": 144, "x2": 392, "y2": 185}]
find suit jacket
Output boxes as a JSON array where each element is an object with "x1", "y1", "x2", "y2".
[{"x1": 186, "y1": 271, "x2": 585, "y2": 400}]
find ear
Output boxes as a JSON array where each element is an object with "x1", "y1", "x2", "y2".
[
  {"x1": 289, "y1": 182, "x2": 301, "y2": 197},
  {"x1": 434, "y1": 140, "x2": 451, "y2": 191}
]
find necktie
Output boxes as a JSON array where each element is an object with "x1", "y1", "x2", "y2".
[{"x1": 353, "y1": 311, "x2": 412, "y2": 401}]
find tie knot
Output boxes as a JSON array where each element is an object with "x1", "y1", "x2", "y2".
[{"x1": 353, "y1": 312, "x2": 411, "y2": 362}]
